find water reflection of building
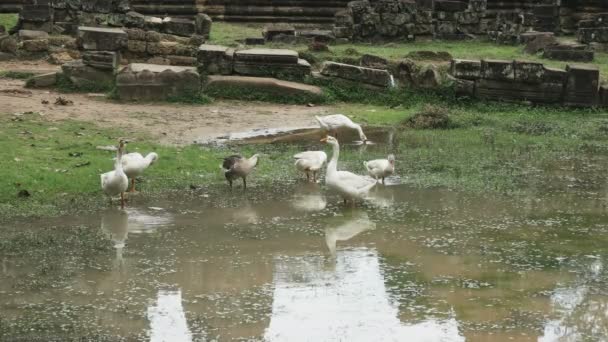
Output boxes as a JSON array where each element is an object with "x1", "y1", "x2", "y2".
[
  {"x1": 148, "y1": 289, "x2": 193, "y2": 342},
  {"x1": 265, "y1": 249, "x2": 464, "y2": 341}
]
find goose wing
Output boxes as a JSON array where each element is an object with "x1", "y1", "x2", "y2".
[
  {"x1": 222, "y1": 155, "x2": 243, "y2": 171},
  {"x1": 335, "y1": 170, "x2": 376, "y2": 190}
]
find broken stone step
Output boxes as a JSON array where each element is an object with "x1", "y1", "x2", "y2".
[
  {"x1": 204, "y1": 75, "x2": 323, "y2": 97},
  {"x1": 82, "y1": 51, "x2": 120, "y2": 70},
  {"x1": 233, "y1": 59, "x2": 311, "y2": 79},
  {"x1": 234, "y1": 48, "x2": 299, "y2": 64},
  {"x1": 77, "y1": 26, "x2": 128, "y2": 51},
  {"x1": 116, "y1": 63, "x2": 201, "y2": 101},
  {"x1": 320, "y1": 61, "x2": 393, "y2": 87}
]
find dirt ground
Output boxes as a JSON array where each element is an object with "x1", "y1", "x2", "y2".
[{"x1": 0, "y1": 61, "x2": 331, "y2": 145}]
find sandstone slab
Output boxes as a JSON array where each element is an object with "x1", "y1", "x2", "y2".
[
  {"x1": 78, "y1": 26, "x2": 128, "y2": 51},
  {"x1": 564, "y1": 64, "x2": 599, "y2": 106},
  {"x1": 204, "y1": 75, "x2": 322, "y2": 97},
  {"x1": 450, "y1": 59, "x2": 481, "y2": 80},
  {"x1": 82, "y1": 51, "x2": 120, "y2": 70},
  {"x1": 25, "y1": 72, "x2": 57, "y2": 88},
  {"x1": 320, "y1": 61, "x2": 393, "y2": 87},
  {"x1": 197, "y1": 44, "x2": 234, "y2": 75},
  {"x1": 62, "y1": 60, "x2": 115, "y2": 88},
  {"x1": 116, "y1": 63, "x2": 201, "y2": 101},
  {"x1": 234, "y1": 49, "x2": 299, "y2": 64}
]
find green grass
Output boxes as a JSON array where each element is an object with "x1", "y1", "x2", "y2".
[
  {"x1": 0, "y1": 13, "x2": 17, "y2": 30},
  {"x1": 3, "y1": 96, "x2": 608, "y2": 220},
  {"x1": 0, "y1": 71, "x2": 36, "y2": 80},
  {"x1": 209, "y1": 22, "x2": 265, "y2": 46}
]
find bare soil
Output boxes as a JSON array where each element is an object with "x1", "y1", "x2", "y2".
[{"x1": 0, "y1": 62, "x2": 332, "y2": 145}]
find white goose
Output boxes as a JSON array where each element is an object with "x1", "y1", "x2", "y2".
[
  {"x1": 321, "y1": 136, "x2": 376, "y2": 203},
  {"x1": 222, "y1": 154, "x2": 259, "y2": 190},
  {"x1": 121, "y1": 150, "x2": 158, "y2": 192},
  {"x1": 293, "y1": 151, "x2": 327, "y2": 182},
  {"x1": 101, "y1": 140, "x2": 129, "y2": 209},
  {"x1": 364, "y1": 154, "x2": 395, "y2": 184},
  {"x1": 315, "y1": 114, "x2": 367, "y2": 143}
]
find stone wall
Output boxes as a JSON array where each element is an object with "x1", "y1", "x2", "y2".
[{"x1": 450, "y1": 59, "x2": 604, "y2": 107}]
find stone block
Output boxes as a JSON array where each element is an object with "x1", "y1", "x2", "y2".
[
  {"x1": 147, "y1": 42, "x2": 178, "y2": 55},
  {"x1": 126, "y1": 28, "x2": 146, "y2": 41},
  {"x1": 263, "y1": 24, "x2": 295, "y2": 41},
  {"x1": 78, "y1": 26, "x2": 127, "y2": 51},
  {"x1": 235, "y1": 49, "x2": 299, "y2": 64},
  {"x1": 564, "y1": 64, "x2": 600, "y2": 106},
  {"x1": 116, "y1": 63, "x2": 201, "y2": 101},
  {"x1": 543, "y1": 44, "x2": 594, "y2": 62},
  {"x1": 333, "y1": 26, "x2": 353, "y2": 39},
  {"x1": 62, "y1": 60, "x2": 115, "y2": 88},
  {"x1": 124, "y1": 11, "x2": 145, "y2": 28},
  {"x1": 22, "y1": 39, "x2": 49, "y2": 52},
  {"x1": 578, "y1": 28, "x2": 608, "y2": 44},
  {"x1": 145, "y1": 31, "x2": 161, "y2": 42},
  {"x1": 233, "y1": 59, "x2": 311, "y2": 80},
  {"x1": 434, "y1": 0, "x2": 468, "y2": 12},
  {"x1": 25, "y1": 72, "x2": 57, "y2": 88},
  {"x1": 162, "y1": 17, "x2": 196, "y2": 37},
  {"x1": 521, "y1": 32, "x2": 556, "y2": 54},
  {"x1": 0, "y1": 36, "x2": 18, "y2": 54},
  {"x1": 128, "y1": 40, "x2": 147, "y2": 53},
  {"x1": 195, "y1": 13, "x2": 212, "y2": 38},
  {"x1": 204, "y1": 75, "x2": 323, "y2": 98},
  {"x1": 21, "y1": 4, "x2": 52, "y2": 23},
  {"x1": 452, "y1": 77, "x2": 475, "y2": 96},
  {"x1": 360, "y1": 54, "x2": 388, "y2": 69},
  {"x1": 49, "y1": 51, "x2": 74, "y2": 65},
  {"x1": 513, "y1": 61, "x2": 545, "y2": 84},
  {"x1": 167, "y1": 55, "x2": 197, "y2": 66},
  {"x1": 245, "y1": 38, "x2": 265, "y2": 45},
  {"x1": 320, "y1": 61, "x2": 392, "y2": 87},
  {"x1": 450, "y1": 59, "x2": 481, "y2": 80},
  {"x1": 197, "y1": 44, "x2": 234, "y2": 75},
  {"x1": 22, "y1": 21, "x2": 53, "y2": 33},
  {"x1": 82, "y1": 51, "x2": 119, "y2": 70},
  {"x1": 145, "y1": 16, "x2": 163, "y2": 31},
  {"x1": 600, "y1": 85, "x2": 608, "y2": 107},
  {"x1": 475, "y1": 79, "x2": 564, "y2": 104},
  {"x1": 542, "y1": 67, "x2": 567, "y2": 84},
  {"x1": 481, "y1": 59, "x2": 514, "y2": 81},
  {"x1": 298, "y1": 30, "x2": 335, "y2": 43},
  {"x1": 18, "y1": 30, "x2": 49, "y2": 41}
]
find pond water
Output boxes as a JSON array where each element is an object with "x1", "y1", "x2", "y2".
[
  {"x1": 3, "y1": 133, "x2": 608, "y2": 341},
  {"x1": 2, "y1": 179, "x2": 608, "y2": 341}
]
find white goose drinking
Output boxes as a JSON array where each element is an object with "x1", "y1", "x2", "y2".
[
  {"x1": 315, "y1": 114, "x2": 367, "y2": 143},
  {"x1": 321, "y1": 136, "x2": 376, "y2": 204},
  {"x1": 364, "y1": 154, "x2": 395, "y2": 184},
  {"x1": 101, "y1": 140, "x2": 129, "y2": 209},
  {"x1": 121, "y1": 150, "x2": 158, "y2": 192},
  {"x1": 293, "y1": 151, "x2": 327, "y2": 182}
]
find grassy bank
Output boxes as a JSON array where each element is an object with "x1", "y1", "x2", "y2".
[
  {"x1": 0, "y1": 13, "x2": 17, "y2": 30},
  {"x1": 2, "y1": 97, "x2": 608, "y2": 220}
]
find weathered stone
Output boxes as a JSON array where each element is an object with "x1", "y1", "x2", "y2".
[
  {"x1": 21, "y1": 4, "x2": 52, "y2": 23},
  {"x1": 475, "y1": 79, "x2": 564, "y2": 104},
  {"x1": 145, "y1": 16, "x2": 163, "y2": 31},
  {"x1": 127, "y1": 40, "x2": 147, "y2": 53},
  {"x1": 578, "y1": 28, "x2": 608, "y2": 44},
  {"x1": 116, "y1": 63, "x2": 201, "y2": 101},
  {"x1": 146, "y1": 56, "x2": 170, "y2": 65},
  {"x1": 233, "y1": 59, "x2": 311, "y2": 80},
  {"x1": 513, "y1": 61, "x2": 545, "y2": 84},
  {"x1": 204, "y1": 75, "x2": 323, "y2": 98},
  {"x1": 452, "y1": 77, "x2": 475, "y2": 96},
  {"x1": 0, "y1": 36, "x2": 18, "y2": 54},
  {"x1": 434, "y1": 0, "x2": 468, "y2": 12},
  {"x1": 521, "y1": 32, "x2": 556, "y2": 54},
  {"x1": 62, "y1": 60, "x2": 115, "y2": 88},
  {"x1": 146, "y1": 42, "x2": 178, "y2": 55},
  {"x1": 197, "y1": 44, "x2": 234, "y2": 75},
  {"x1": 416, "y1": 66, "x2": 441, "y2": 89},
  {"x1": 234, "y1": 49, "x2": 299, "y2": 64},
  {"x1": 124, "y1": 11, "x2": 145, "y2": 28},
  {"x1": 188, "y1": 35, "x2": 206, "y2": 46},
  {"x1": 360, "y1": 54, "x2": 388, "y2": 69},
  {"x1": 450, "y1": 59, "x2": 481, "y2": 80},
  {"x1": 263, "y1": 24, "x2": 295, "y2": 41},
  {"x1": 195, "y1": 13, "x2": 212, "y2": 37},
  {"x1": 600, "y1": 85, "x2": 608, "y2": 107},
  {"x1": 564, "y1": 64, "x2": 600, "y2": 107},
  {"x1": 298, "y1": 30, "x2": 335, "y2": 43},
  {"x1": 126, "y1": 28, "x2": 146, "y2": 41},
  {"x1": 543, "y1": 44, "x2": 594, "y2": 62},
  {"x1": 18, "y1": 30, "x2": 49, "y2": 41},
  {"x1": 166, "y1": 55, "x2": 197, "y2": 66},
  {"x1": 22, "y1": 39, "x2": 49, "y2": 52},
  {"x1": 481, "y1": 59, "x2": 514, "y2": 81},
  {"x1": 271, "y1": 34, "x2": 297, "y2": 44},
  {"x1": 145, "y1": 30, "x2": 161, "y2": 42},
  {"x1": 542, "y1": 67, "x2": 567, "y2": 84},
  {"x1": 78, "y1": 26, "x2": 128, "y2": 51},
  {"x1": 320, "y1": 61, "x2": 392, "y2": 87},
  {"x1": 48, "y1": 35, "x2": 76, "y2": 47},
  {"x1": 82, "y1": 51, "x2": 119, "y2": 70},
  {"x1": 22, "y1": 21, "x2": 53, "y2": 33},
  {"x1": 0, "y1": 52, "x2": 13, "y2": 61},
  {"x1": 333, "y1": 26, "x2": 353, "y2": 39},
  {"x1": 162, "y1": 17, "x2": 196, "y2": 37},
  {"x1": 25, "y1": 72, "x2": 57, "y2": 88},
  {"x1": 49, "y1": 51, "x2": 74, "y2": 64}
]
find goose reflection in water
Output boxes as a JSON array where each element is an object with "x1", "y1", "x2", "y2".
[
  {"x1": 101, "y1": 207, "x2": 173, "y2": 269},
  {"x1": 292, "y1": 183, "x2": 327, "y2": 212},
  {"x1": 325, "y1": 210, "x2": 375, "y2": 256}
]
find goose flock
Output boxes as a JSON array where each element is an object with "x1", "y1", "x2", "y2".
[{"x1": 100, "y1": 114, "x2": 395, "y2": 207}]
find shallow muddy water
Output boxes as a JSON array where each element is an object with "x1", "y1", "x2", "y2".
[{"x1": 3, "y1": 174, "x2": 608, "y2": 340}]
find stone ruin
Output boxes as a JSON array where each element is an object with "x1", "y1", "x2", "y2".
[{"x1": 450, "y1": 59, "x2": 606, "y2": 107}]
